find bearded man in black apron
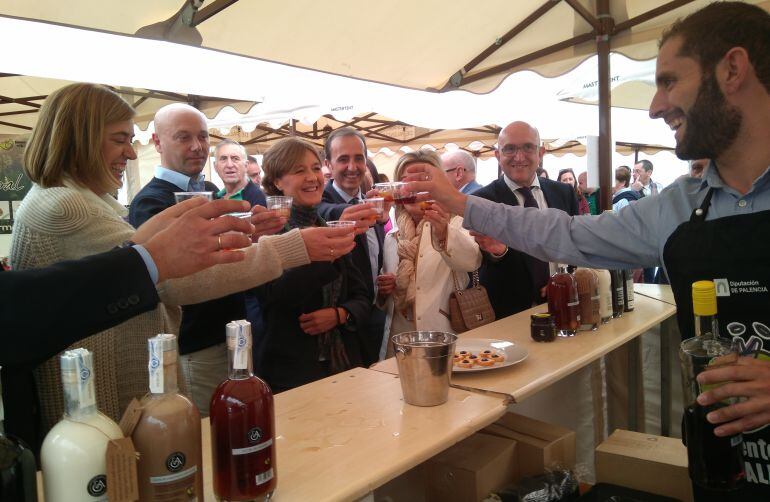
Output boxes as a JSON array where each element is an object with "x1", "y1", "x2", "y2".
[{"x1": 405, "y1": 2, "x2": 770, "y2": 500}]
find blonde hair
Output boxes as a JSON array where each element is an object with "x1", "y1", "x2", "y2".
[
  {"x1": 24, "y1": 83, "x2": 135, "y2": 194},
  {"x1": 393, "y1": 150, "x2": 442, "y2": 181},
  {"x1": 262, "y1": 137, "x2": 323, "y2": 196}
]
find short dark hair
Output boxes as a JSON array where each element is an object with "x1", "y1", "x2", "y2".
[
  {"x1": 661, "y1": 2, "x2": 770, "y2": 92},
  {"x1": 636, "y1": 159, "x2": 653, "y2": 172},
  {"x1": 247, "y1": 155, "x2": 259, "y2": 164},
  {"x1": 324, "y1": 127, "x2": 367, "y2": 160}
]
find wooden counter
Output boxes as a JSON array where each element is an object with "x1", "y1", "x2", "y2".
[
  {"x1": 634, "y1": 283, "x2": 676, "y2": 305},
  {"x1": 371, "y1": 294, "x2": 676, "y2": 402},
  {"x1": 37, "y1": 367, "x2": 509, "y2": 502}
]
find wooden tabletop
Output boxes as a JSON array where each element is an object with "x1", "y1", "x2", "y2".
[
  {"x1": 39, "y1": 368, "x2": 508, "y2": 502},
  {"x1": 201, "y1": 367, "x2": 509, "y2": 501},
  {"x1": 633, "y1": 283, "x2": 676, "y2": 305},
  {"x1": 371, "y1": 294, "x2": 676, "y2": 402}
]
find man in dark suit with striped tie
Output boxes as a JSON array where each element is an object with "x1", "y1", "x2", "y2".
[
  {"x1": 471, "y1": 121, "x2": 579, "y2": 318},
  {"x1": 318, "y1": 128, "x2": 385, "y2": 365}
]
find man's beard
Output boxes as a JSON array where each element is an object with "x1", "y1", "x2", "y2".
[{"x1": 676, "y1": 72, "x2": 742, "y2": 160}]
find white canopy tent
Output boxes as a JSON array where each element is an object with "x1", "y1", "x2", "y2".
[{"x1": 2, "y1": 0, "x2": 767, "y2": 208}]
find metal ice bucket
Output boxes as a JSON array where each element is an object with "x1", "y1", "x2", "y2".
[{"x1": 392, "y1": 331, "x2": 457, "y2": 406}]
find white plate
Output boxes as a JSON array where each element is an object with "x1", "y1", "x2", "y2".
[{"x1": 452, "y1": 338, "x2": 528, "y2": 373}]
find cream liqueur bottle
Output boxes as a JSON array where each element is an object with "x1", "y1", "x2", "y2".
[
  {"x1": 132, "y1": 334, "x2": 203, "y2": 501},
  {"x1": 41, "y1": 348, "x2": 122, "y2": 502}
]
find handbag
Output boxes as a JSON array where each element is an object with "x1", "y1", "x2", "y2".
[{"x1": 448, "y1": 270, "x2": 496, "y2": 333}]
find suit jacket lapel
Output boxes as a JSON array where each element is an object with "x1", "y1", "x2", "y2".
[
  {"x1": 540, "y1": 180, "x2": 556, "y2": 208},
  {"x1": 495, "y1": 178, "x2": 520, "y2": 206}
]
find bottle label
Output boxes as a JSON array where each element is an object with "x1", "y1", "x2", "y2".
[
  {"x1": 233, "y1": 437, "x2": 273, "y2": 456},
  {"x1": 234, "y1": 324, "x2": 248, "y2": 370},
  {"x1": 148, "y1": 338, "x2": 164, "y2": 394},
  {"x1": 150, "y1": 465, "x2": 197, "y2": 484},
  {"x1": 256, "y1": 468, "x2": 275, "y2": 485},
  {"x1": 87, "y1": 474, "x2": 107, "y2": 498}
]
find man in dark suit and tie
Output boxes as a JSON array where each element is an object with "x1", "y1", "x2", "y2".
[
  {"x1": 318, "y1": 127, "x2": 385, "y2": 365},
  {"x1": 471, "y1": 121, "x2": 579, "y2": 318}
]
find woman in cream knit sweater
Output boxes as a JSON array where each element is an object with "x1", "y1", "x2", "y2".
[{"x1": 10, "y1": 83, "x2": 355, "y2": 433}]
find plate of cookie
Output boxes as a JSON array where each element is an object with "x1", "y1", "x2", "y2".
[{"x1": 452, "y1": 338, "x2": 528, "y2": 373}]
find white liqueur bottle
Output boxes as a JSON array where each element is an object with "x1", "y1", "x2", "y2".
[
  {"x1": 132, "y1": 333, "x2": 203, "y2": 501},
  {"x1": 41, "y1": 348, "x2": 122, "y2": 502}
]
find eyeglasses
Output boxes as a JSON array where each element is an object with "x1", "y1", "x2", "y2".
[
  {"x1": 499, "y1": 143, "x2": 538, "y2": 156},
  {"x1": 443, "y1": 167, "x2": 459, "y2": 174}
]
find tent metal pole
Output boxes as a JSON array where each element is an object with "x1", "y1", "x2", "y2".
[{"x1": 597, "y1": 0, "x2": 614, "y2": 211}]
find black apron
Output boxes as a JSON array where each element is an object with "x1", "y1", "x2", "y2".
[{"x1": 663, "y1": 187, "x2": 770, "y2": 500}]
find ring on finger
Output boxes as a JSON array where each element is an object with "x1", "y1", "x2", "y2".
[{"x1": 218, "y1": 235, "x2": 223, "y2": 251}]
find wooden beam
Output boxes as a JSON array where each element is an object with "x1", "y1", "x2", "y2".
[
  {"x1": 0, "y1": 95, "x2": 44, "y2": 109},
  {"x1": 597, "y1": 0, "x2": 613, "y2": 212},
  {"x1": 0, "y1": 120, "x2": 32, "y2": 130},
  {"x1": 193, "y1": 0, "x2": 240, "y2": 26},
  {"x1": 613, "y1": 0, "x2": 696, "y2": 33},
  {"x1": 133, "y1": 96, "x2": 149, "y2": 108},
  {"x1": 444, "y1": 0, "x2": 561, "y2": 88},
  {"x1": 565, "y1": 0, "x2": 601, "y2": 31},
  {"x1": 460, "y1": 32, "x2": 595, "y2": 87},
  {"x1": 0, "y1": 109, "x2": 38, "y2": 118}
]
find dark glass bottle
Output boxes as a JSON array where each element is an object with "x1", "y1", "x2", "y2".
[
  {"x1": 547, "y1": 266, "x2": 580, "y2": 337},
  {"x1": 0, "y1": 366, "x2": 38, "y2": 502},
  {"x1": 622, "y1": 269, "x2": 635, "y2": 312},
  {"x1": 609, "y1": 269, "x2": 625, "y2": 318},
  {"x1": 210, "y1": 320, "x2": 276, "y2": 501}
]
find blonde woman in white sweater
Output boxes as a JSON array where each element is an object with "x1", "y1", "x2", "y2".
[
  {"x1": 10, "y1": 83, "x2": 356, "y2": 435},
  {"x1": 376, "y1": 151, "x2": 481, "y2": 358}
]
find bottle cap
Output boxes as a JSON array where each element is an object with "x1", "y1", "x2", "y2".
[
  {"x1": 226, "y1": 320, "x2": 252, "y2": 370},
  {"x1": 148, "y1": 333, "x2": 177, "y2": 353},
  {"x1": 60, "y1": 348, "x2": 96, "y2": 411},
  {"x1": 692, "y1": 280, "x2": 717, "y2": 316}
]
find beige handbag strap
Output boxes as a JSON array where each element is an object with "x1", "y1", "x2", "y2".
[{"x1": 451, "y1": 269, "x2": 480, "y2": 293}]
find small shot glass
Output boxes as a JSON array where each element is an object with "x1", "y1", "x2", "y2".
[
  {"x1": 389, "y1": 182, "x2": 415, "y2": 205},
  {"x1": 174, "y1": 191, "x2": 214, "y2": 203},
  {"x1": 266, "y1": 196, "x2": 293, "y2": 218},
  {"x1": 326, "y1": 220, "x2": 357, "y2": 228},
  {"x1": 373, "y1": 182, "x2": 394, "y2": 202},
  {"x1": 222, "y1": 212, "x2": 253, "y2": 219},
  {"x1": 359, "y1": 197, "x2": 385, "y2": 223}
]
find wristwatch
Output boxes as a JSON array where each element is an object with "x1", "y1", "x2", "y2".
[{"x1": 337, "y1": 307, "x2": 352, "y2": 327}]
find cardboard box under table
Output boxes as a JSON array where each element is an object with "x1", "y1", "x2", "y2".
[
  {"x1": 426, "y1": 432, "x2": 518, "y2": 502},
  {"x1": 482, "y1": 412, "x2": 576, "y2": 478},
  {"x1": 595, "y1": 429, "x2": 693, "y2": 502}
]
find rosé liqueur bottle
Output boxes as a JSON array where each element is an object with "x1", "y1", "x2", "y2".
[
  {"x1": 210, "y1": 320, "x2": 276, "y2": 501},
  {"x1": 132, "y1": 334, "x2": 203, "y2": 501},
  {"x1": 547, "y1": 266, "x2": 580, "y2": 337},
  {"x1": 0, "y1": 366, "x2": 38, "y2": 502},
  {"x1": 41, "y1": 349, "x2": 122, "y2": 502}
]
